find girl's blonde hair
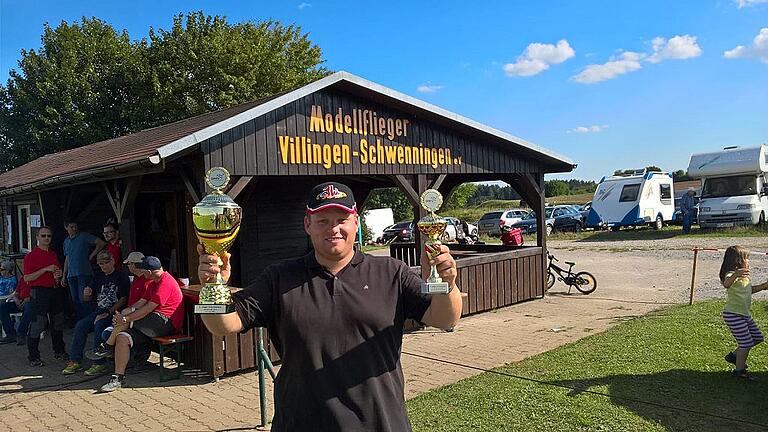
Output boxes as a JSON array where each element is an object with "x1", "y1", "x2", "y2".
[{"x1": 719, "y1": 246, "x2": 750, "y2": 283}]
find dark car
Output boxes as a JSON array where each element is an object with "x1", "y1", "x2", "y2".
[
  {"x1": 512, "y1": 209, "x2": 555, "y2": 235},
  {"x1": 552, "y1": 205, "x2": 584, "y2": 232},
  {"x1": 578, "y1": 201, "x2": 592, "y2": 224},
  {"x1": 378, "y1": 221, "x2": 414, "y2": 243},
  {"x1": 672, "y1": 197, "x2": 700, "y2": 225},
  {"x1": 513, "y1": 205, "x2": 583, "y2": 235}
]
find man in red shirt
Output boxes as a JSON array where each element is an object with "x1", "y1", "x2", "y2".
[
  {"x1": 123, "y1": 252, "x2": 150, "y2": 306},
  {"x1": 102, "y1": 221, "x2": 122, "y2": 271},
  {"x1": 96, "y1": 256, "x2": 184, "y2": 392},
  {"x1": 24, "y1": 226, "x2": 66, "y2": 367}
]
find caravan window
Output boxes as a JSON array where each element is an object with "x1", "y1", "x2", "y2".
[
  {"x1": 702, "y1": 175, "x2": 757, "y2": 198},
  {"x1": 660, "y1": 184, "x2": 672, "y2": 200},
  {"x1": 619, "y1": 184, "x2": 641, "y2": 202}
]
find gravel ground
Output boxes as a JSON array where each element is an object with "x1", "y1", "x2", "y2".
[{"x1": 548, "y1": 236, "x2": 768, "y2": 305}]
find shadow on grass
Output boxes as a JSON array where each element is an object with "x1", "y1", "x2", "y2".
[{"x1": 550, "y1": 369, "x2": 768, "y2": 432}]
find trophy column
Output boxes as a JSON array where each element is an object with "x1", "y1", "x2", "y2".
[
  {"x1": 192, "y1": 167, "x2": 242, "y2": 314},
  {"x1": 417, "y1": 189, "x2": 451, "y2": 294}
]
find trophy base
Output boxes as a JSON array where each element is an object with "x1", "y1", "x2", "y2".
[
  {"x1": 421, "y1": 281, "x2": 450, "y2": 295},
  {"x1": 194, "y1": 303, "x2": 236, "y2": 314}
]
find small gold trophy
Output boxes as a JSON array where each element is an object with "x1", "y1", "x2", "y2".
[
  {"x1": 417, "y1": 189, "x2": 451, "y2": 294},
  {"x1": 193, "y1": 167, "x2": 242, "y2": 314}
]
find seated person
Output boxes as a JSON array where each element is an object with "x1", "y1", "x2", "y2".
[
  {"x1": 62, "y1": 251, "x2": 129, "y2": 375},
  {"x1": 0, "y1": 261, "x2": 17, "y2": 297},
  {"x1": 0, "y1": 277, "x2": 32, "y2": 345},
  {"x1": 87, "y1": 251, "x2": 152, "y2": 363},
  {"x1": 94, "y1": 256, "x2": 184, "y2": 392}
]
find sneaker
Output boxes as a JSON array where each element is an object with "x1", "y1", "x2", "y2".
[
  {"x1": 86, "y1": 343, "x2": 114, "y2": 361},
  {"x1": 732, "y1": 369, "x2": 757, "y2": 381},
  {"x1": 84, "y1": 364, "x2": 109, "y2": 376},
  {"x1": 62, "y1": 361, "x2": 83, "y2": 375},
  {"x1": 725, "y1": 351, "x2": 736, "y2": 365},
  {"x1": 0, "y1": 336, "x2": 15, "y2": 344},
  {"x1": 16, "y1": 335, "x2": 26, "y2": 346},
  {"x1": 99, "y1": 375, "x2": 125, "y2": 392},
  {"x1": 29, "y1": 358, "x2": 45, "y2": 367}
]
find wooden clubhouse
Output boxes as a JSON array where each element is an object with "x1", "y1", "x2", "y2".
[{"x1": 0, "y1": 71, "x2": 575, "y2": 377}]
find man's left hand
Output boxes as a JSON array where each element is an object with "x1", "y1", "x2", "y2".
[{"x1": 420, "y1": 243, "x2": 457, "y2": 288}]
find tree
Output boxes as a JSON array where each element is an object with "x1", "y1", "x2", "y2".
[
  {"x1": 363, "y1": 188, "x2": 414, "y2": 222},
  {"x1": 673, "y1": 169, "x2": 693, "y2": 182},
  {"x1": 613, "y1": 166, "x2": 664, "y2": 177},
  {"x1": 142, "y1": 12, "x2": 329, "y2": 125},
  {"x1": 544, "y1": 180, "x2": 569, "y2": 197},
  {"x1": 0, "y1": 12, "x2": 330, "y2": 170},
  {"x1": 0, "y1": 18, "x2": 143, "y2": 170},
  {"x1": 443, "y1": 183, "x2": 477, "y2": 210}
]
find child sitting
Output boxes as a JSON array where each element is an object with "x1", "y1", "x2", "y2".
[{"x1": 720, "y1": 246, "x2": 768, "y2": 379}]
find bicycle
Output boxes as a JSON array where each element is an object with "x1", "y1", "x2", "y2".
[{"x1": 546, "y1": 253, "x2": 597, "y2": 294}]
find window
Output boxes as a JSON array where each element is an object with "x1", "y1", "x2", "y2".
[
  {"x1": 506, "y1": 211, "x2": 515, "y2": 218},
  {"x1": 553, "y1": 209, "x2": 564, "y2": 217},
  {"x1": 660, "y1": 184, "x2": 672, "y2": 200},
  {"x1": 702, "y1": 175, "x2": 757, "y2": 198},
  {"x1": 17, "y1": 205, "x2": 31, "y2": 252},
  {"x1": 619, "y1": 184, "x2": 641, "y2": 202}
]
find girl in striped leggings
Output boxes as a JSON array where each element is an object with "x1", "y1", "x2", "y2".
[{"x1": 720, "y1": 246, "x2": 768, "y2": 380}]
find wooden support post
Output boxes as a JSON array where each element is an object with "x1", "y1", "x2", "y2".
[
  {"x1": 689, "y1": 248, "x2": 699, "y2": 305},
  {"x1": 226, "y1": 176, "x2": 255, "y2": 200}
]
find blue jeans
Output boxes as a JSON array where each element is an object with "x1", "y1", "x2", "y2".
[
  {"x1": 67, "y1": 275, "x2": 92, "y2": 321},
  {"x1": 0, "y1": 300, "x2": 34, "y2": 338},
  {"x1": 682, "y1": 212, "x2": 692, "y2": 234},
  {"x1": 69, "y1": 311, "x2": 111, "y2": 363}
]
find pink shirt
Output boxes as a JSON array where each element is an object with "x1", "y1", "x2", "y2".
[{"x1": 143, "y1": 271, "x2": 184, "y2": 331}]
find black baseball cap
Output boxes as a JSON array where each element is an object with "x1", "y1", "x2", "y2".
[
  {"x1": 136, "y1": 256, "x2": 162, "y2": 271},
  {"x1": 306, "y1": 182, "x2": 357, "y2": 215}
]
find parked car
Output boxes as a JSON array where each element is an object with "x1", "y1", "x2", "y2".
[
  {"x1": 551, "y1": 205, "x2": 584, "y2": 232},
  {"x1": 512, "y1": 210, "x2": 555, "y2": 236},
  {"x1": 477, "y1": 209, "x2": 529, "y2": 236},
  {"x1": 578, "y1": 201, "x2": 592, "y2": 224},
  {"x1": 378, "y1": 221, "x2": 414, "y2": 243},
  {"x1": 672, "y1": 197, "x2": 700, "y2": 225},
  {"x1": 512, "y1": 205, "x2": 583, "y2": 235}
]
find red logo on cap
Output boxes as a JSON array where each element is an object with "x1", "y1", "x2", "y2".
[{"x1": 317, "y1": 185, "x2": 347, "y2": 201}]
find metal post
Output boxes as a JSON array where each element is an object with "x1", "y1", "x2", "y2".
[
  {"x1": 689, "y1": 248, "x2": 699, "y2": 305},
  {"x1": 257, "y1": 327, "x2": 268, "y2": 427}
]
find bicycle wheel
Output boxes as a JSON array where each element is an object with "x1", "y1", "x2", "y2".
[
  {"x1": 546, "y1": 270, "x2": 556, "y2": 290},
  {"x1": 573, "y1": 271, "x2": 597, "y2": 294}
]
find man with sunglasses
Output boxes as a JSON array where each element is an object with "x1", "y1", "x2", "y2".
[
  {"x1": 24, "y1": 226, "x2": 66, "y2": 367},
  {"x1": 102, "y1": 221, "x2": 122, "y2": 271}
]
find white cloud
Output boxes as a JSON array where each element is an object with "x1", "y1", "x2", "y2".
[
  {"x1": 298, "y1": 2, "x2": 312, "y2": 9},
  {"x1": 416, "y1": 84, "x2": 444, "y2": 93},
  {"x1": 571, "y1": 52, "x2": 644, "y2": 84},
  {"x1": 567, "y1": 125, "x2": 609, "y2": 134},
  {"x1": 735, "y1": 0, "x2": 768, "y2": 8},
  {"x1": 647, "y1": 35, "x2": 702, "y2": 63},
  {"x1": 724, "y1": 27, "x2": 768, "y2": 63},
  {"x1": 503, "y1": 39, "x2": 575, "y2": 77}
]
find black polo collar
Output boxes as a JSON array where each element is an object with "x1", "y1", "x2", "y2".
[{"x1": 303, "y1": 249, "x2": 365, "y2": 274}]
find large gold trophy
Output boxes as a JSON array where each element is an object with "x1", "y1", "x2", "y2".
[
  {"x1": 193, "y1": 167, "x2": 242, "y2": 314},
  {"x1": 417, "y1": 189, "x2": 451, "y2": 294}
]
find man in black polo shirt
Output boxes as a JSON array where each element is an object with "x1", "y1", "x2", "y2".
[{"x1": 198, "y1": 181, "x2": 462, "y2": 431}]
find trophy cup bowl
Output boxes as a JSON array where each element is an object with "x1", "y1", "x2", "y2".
[
  {"x1": 193, "y1": 168, "x2": 242, "y2": 314},
  {"x1": 418, "y1": 190, "x2": 451, "y2": 295}
]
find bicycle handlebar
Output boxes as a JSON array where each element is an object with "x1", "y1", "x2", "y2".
[{"x1": 547, "y1": 253, "x2": 558, "y2": 262}]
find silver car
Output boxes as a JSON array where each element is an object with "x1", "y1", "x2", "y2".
[{"x1": 477, "y1": 209, "x2": 529, "y2": 236}]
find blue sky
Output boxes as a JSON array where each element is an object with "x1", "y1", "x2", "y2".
[{"x1": 1, "y1": 0, "x2": 767, "y2": 181}]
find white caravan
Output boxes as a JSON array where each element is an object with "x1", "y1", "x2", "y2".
[
  {"x1": 687, "y1": 145, "x2": 768, "y2": 228},
  {"x1": 585, "y1": 169, "x2": 675, "y2": 230}
]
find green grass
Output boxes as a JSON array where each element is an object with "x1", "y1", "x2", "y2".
[{"x1": 407, "y1": 301, "x2": 768, "y2": 432}]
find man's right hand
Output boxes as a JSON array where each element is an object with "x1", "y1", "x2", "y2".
[
  {"x1": 83, "y1": 286, "x2": 92, "y2": 299},
  {"x1": 197, "y1": 244, "x2": 231, "y2": 284}
]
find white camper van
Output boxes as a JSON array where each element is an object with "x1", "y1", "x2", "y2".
[
  {"x1": 585, "y1": 169, "x2": 675, "y2": 230},
  {"x1": 687, "y1": 145, "x2": 768, "y2": 228}
]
